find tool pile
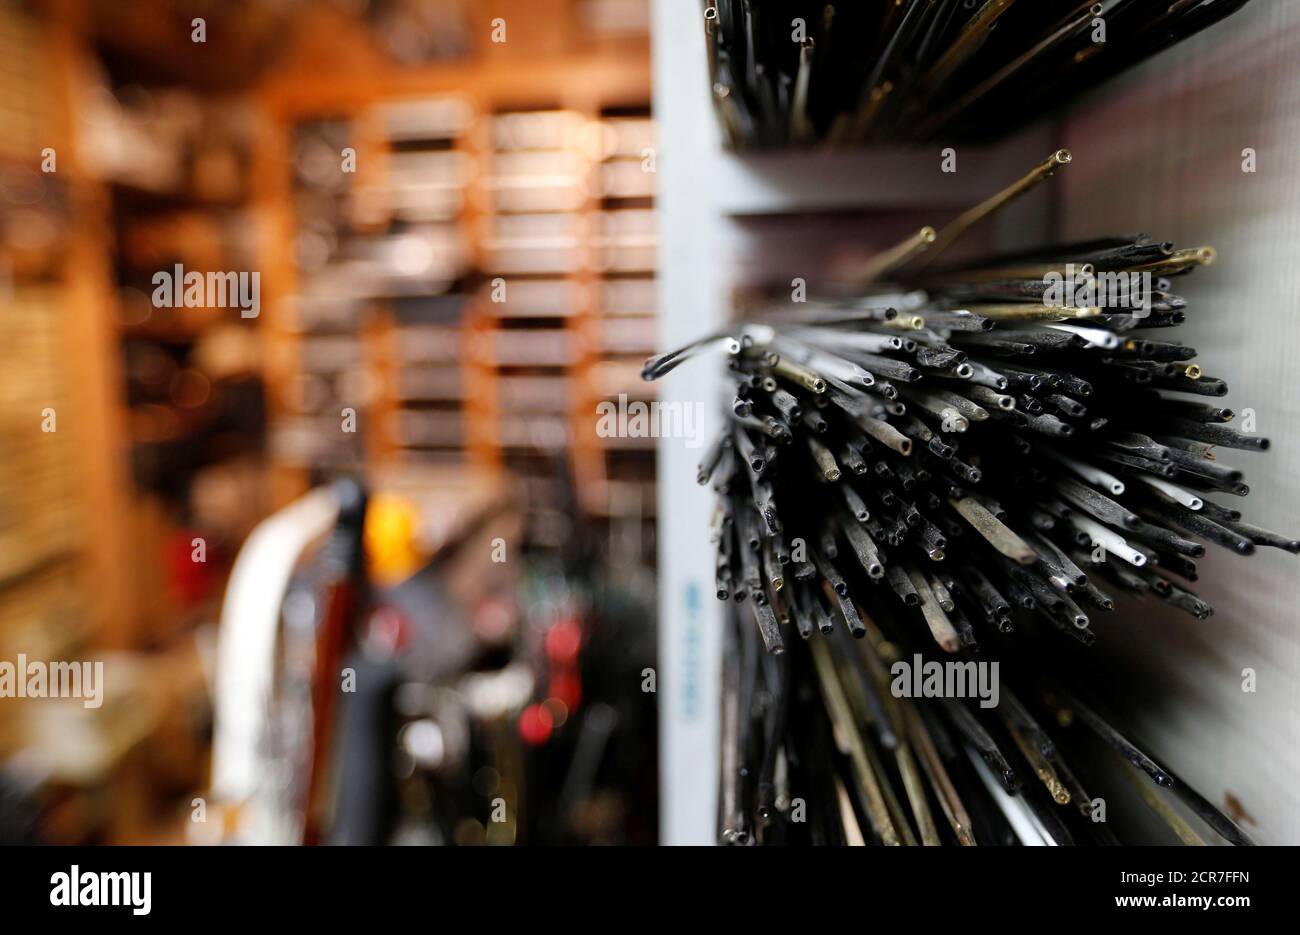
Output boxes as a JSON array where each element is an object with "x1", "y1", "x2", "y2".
[
  {"x1": 703, "y1": 0, "x2": 1254, "y2": 147},
  {"x1": 643, "y1": 152, "x2": 1288, "y2": 844}
]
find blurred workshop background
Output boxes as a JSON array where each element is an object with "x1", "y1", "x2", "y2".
[{"x1": 0, "y1": 0, "x2": 659, "y2": 844}]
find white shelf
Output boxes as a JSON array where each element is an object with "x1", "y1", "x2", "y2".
[{"x1": 712, "y1": 134, "x2": 1057, "y2": 216}]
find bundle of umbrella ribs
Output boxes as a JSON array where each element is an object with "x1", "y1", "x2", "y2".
[{"x1": 644, "y1": 152, "x2": 1291, "y2": 845}]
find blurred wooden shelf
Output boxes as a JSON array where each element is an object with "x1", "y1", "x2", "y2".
[{"x1": 234, "y1": 1, "x2": 659, "y2": 550}]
